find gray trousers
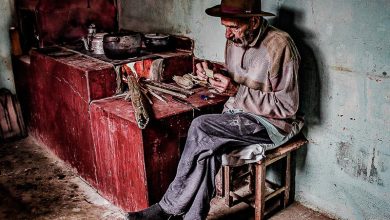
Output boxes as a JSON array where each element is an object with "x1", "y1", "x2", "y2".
[{"x1": 159, "y1": 113, "x2": 272, "y2": 220}]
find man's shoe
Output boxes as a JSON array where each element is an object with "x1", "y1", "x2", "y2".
[{"x1": 126, "y1": 203, "x2": 172, "y2": 220}]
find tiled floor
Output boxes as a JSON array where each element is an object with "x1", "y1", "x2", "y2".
[{"x1": 0, "y1": 137, "x2": 333, "y2": 220}]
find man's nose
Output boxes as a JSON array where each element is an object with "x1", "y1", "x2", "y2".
[{"x1": 225, "y1": 28, "x2": 233, "y2": 39}]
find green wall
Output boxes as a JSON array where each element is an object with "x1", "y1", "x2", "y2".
[
  {"x1": 120, "y1": 0, "x2": 390, "y2": 219},
  {"x1": 266, "y1": 1, "x2": 390, "y2": 219},
  {"x1": 0, "y1": 0, "x2": 15, "y2": 93}
]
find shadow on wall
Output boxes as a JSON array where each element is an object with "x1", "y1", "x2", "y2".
[
  {"x1": 272, "y1": 7, "x2": 327, "y2": 156},
  {"x1": 271, "y1": 6, "x2": 323, "y2": 128},
  {"x1": 268, "y1": 7, "x2": 327, "y2": 172}
]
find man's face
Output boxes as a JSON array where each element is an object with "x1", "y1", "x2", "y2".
[{"x1": 221, "y1": 17, "x2": 253, "y2": 48}]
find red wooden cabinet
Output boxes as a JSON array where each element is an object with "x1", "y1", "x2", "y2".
[
  {"x1": 90, "y1": 90, "x2": 226, "y2": 211},
  {"x1": 25, "y1": 49, "x2": 117, "y2": 186},
  {"x1": 13, "y1": 38, "x2": 226, "y2": 211}
]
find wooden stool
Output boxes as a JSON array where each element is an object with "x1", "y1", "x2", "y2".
[{"x1": 222, "y1": 133, "x2": 307, "y2": 220}]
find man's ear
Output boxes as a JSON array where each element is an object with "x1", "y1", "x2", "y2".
[{"x1": 249, "y1": 17, "x2": 261, "y2": 30}]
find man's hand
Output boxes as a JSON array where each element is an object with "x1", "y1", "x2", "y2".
[
  {"x1": 209, "y1": 74, "x2": 238, "y2": 96},
  {"x1": 195, "y1": 61, "x2": 210, "y2": 81},
  {"x1": 196, "y1": 61, "x2": 238, "y2": 96}
]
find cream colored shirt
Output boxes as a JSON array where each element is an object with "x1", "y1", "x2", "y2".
[{"x1": 223, "y1": 19, "x2": 303, "y2": 133}]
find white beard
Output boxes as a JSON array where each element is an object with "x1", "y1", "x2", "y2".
[{"x1": 231, "y1": 29, "x2": 254, "y2": 48}]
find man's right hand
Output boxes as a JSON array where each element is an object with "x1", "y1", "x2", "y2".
[
  {"x1": 195, "y1": 61, "x2": 210, "y2": 81},
  {"x1": 196, "y1": 61, "x2": 238, "y2": 96},
  {"x1": 209, "y1": 73, "x2": 238, "y2": 96}
]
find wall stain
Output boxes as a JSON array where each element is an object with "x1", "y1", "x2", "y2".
[
  {"x1": 368, "y1": 76, "x2": 382, "y2": 82},
  {"x1": 1, "y1": 56, "x2": 13, "y2": 72},
  {"x1": 331, "y1": 66, "x2": 353, "y2": 72},
  {"x1": 336, "y1": 142, "x2": 383, "y2": 186},
  {"x1": 368, "y1": 148, "x2": 382, "y2": 185},
  {"x1": 367, "y1": 72, "x2": 390, "y2": 80}
]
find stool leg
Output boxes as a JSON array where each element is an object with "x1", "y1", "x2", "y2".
[
  {"x1": 249, "y1": 164, "x2": 255, "y2": 194},
  {"x1": 224, "y1": 166, "x2": 233, "y2": 207},
  {"x1": 216, "y1": 168, "x2": 224, "y2": 198},
  {"x1": 255, "y1": 162, "x2": 266, "y2": 220},
  {"x1": 284, "y1": 152, "x2": 291, "y2": 208}
]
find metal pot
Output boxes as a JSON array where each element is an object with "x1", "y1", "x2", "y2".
[
  {"x1": 103, "y1": 32, "x2": 142, "y2": 59},
  {"x1": 144, "y1": 33, "x2": 171, "y2": 51}
]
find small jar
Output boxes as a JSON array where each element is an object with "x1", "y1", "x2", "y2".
[{"x1": 90, "y1": 33, "x2": 106, "y2": 55}]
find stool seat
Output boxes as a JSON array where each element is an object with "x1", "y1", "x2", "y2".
[{"x1": 222, "y1": 133, "x2": 307, "y2": 220}]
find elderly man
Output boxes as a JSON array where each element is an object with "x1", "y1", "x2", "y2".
[{"x1": 127, "y1": 0, "x2": 303, "y2": 219}]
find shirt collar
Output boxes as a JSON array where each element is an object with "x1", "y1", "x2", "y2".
[{"x1": 249, "y1": 18, "x2": 269, "y2": 47}]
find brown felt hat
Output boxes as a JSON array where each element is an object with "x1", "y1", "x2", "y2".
[{"x1": 205, "y1": 0, "x2": 275, "y2": 18}]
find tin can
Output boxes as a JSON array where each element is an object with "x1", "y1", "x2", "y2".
[
  {"x1": 9, "y1": 27, "x2": 23, "y2": 56},
  {"x1": 90, "y1": 33, "x2": 106, "y2": 55}
]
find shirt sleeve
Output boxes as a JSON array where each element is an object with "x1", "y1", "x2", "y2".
[{"x1": 241, "y1": 40, "x2": 301, "y2": 119}]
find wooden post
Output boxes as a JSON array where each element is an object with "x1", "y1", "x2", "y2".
[
  {"x1": 216, "y1": 168, "x2": 224, "y2": 198},
  {"x1": 255, "y1": 162, "x2": 266, "y2": 220},
  {"x1": 0, "y1": 89, "x2": 27, "y2": 141},
  {"x1": 284, "y1": 153, "x2": 291, "y2": 208},
  {"x1": 224, "y1": 166, "x2": 233, "y2": 207}
]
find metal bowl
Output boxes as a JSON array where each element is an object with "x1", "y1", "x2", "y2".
[
  {"x1": 143, "y1": 33, "x2": 171, "y2": 51},
  {"x1": 103, "y1": 32, "x2": 142, "y2": 59}
]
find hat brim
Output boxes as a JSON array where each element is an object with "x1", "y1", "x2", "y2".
[{"x1": 205, "y1": 5, "x2": 275, "y2": 18}]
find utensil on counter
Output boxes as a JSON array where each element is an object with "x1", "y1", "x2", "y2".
[
  {"x1": 144, "y1": 80, "x2": 194, "y2": 96},
  {"x1": 90, "y1": 33, "x2": 106, "y2": 54},
  {"x1": 103, "y1": 32, "x2": 142, "y2": 59},
  {"x1": 143, "y1": 33, "x2": 171, "y2": 51},
  {"x1": 172, "y1": 96, "x2": 200, "y2": 111},
  {"x1": 86, "y1": 24, "x2": 96, "y2": 47},
  {"x1": 144, "y1": 84, "x2": 188, "y2": 99},
  {"x1": 81, "y1": 32, "x2": 106, "y2": 55}
]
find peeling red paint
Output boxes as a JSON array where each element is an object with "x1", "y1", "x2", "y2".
[
  {"x1": 14, "y1": 51, "x2": 116, "y2": 186},
  {"x1": 12, "y1": 40, "x2": 219, "y2": 211},
  {"x1": 36, "y1": 0, "x2": 117, "y2": 44}
]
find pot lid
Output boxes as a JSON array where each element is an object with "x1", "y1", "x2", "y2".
[
  {"x1": 94, "y1": 33, "x2": 107, "y2": 39},
  {"x1": 144, "y1": 33, "x2": 170, "y2": 39}
]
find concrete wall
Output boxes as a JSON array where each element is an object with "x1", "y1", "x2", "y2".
[
  {"x1": 0, "y1": 0, "x2": 15, "y2": 93},
  {"x1": 120, "y1": 0, "x2": 390, "y2": 219},
  {"x1": 265, "y1": 1, "x2": 390, "y2": 220},
  {"x1": 119, "y1": 0, "x2": 225, "y2": 60}
]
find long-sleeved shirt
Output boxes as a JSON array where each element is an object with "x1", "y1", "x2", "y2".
[
  {"x1": 221, "y1": 19, "x2": 304, "y2": 166},
  {"x1": 223, "y1": 19, "x2": 303, "y2": 134}
]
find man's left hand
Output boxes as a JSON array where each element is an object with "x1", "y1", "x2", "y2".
[{"x1": 209, "y1": 74, "x2": 238, "y2": 96}]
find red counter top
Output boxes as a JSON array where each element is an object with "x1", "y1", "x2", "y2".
[{"x1": 93, "y1": 87, "x2": 228, "y2": 123}]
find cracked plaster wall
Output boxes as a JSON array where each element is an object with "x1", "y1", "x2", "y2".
[
  {"x1": 120, "y1": 0, "x2": 389, "y2": 219},
  {"x1": 266, "y1": 1, "x2": 390, "y2": 219},
  {"x1": 0, "y1": 0, "x2": 15, "y2": 93}
]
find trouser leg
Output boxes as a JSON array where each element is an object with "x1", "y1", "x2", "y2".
[
  {"x1": 182, "y1": 148, "x2": 219, "y2": 220},
  {"x1": 159, "y1": 113, "x2": 272, "y2": 219}
]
